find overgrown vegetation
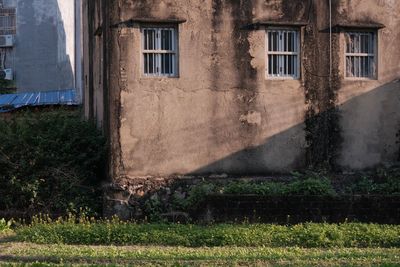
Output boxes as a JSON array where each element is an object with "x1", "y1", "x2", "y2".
[
  {"x1": 0, "y1": 109, "x2": 107, "y2": 217},
  {"x1": 345, "y1": 168, "x2": 400, "y2": 195},
  {"x1": 222, "y1": 177, "x2": 336, "y2": 197},
  {"x1": 305, "y1": 108, "x2": 342, "y2": 171},
  {"x1": 142, "y1": 170, "x2": 400, "y2": 221},
  {"x1": 15, "y1": 216, "x2": 400, "y2": 248}
]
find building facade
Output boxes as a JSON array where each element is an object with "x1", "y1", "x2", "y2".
[
  {"x1": 83, "y1": 0, "x2": 400, "y2": 216},
  {"x1": 0, "y1": 0, "x2": 82, "y2": 96}
]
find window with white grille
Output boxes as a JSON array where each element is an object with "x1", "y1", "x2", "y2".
[
  {"x1": 266, "y1": 29, "x2": 300, "y2": 79},
  {"x1": 0, "y1": 8, "x2": 16, "y2": 35},
  {"x1": 345, "y1": 32, "x2": 376, "y2": 79},
  {"x1": 142, "y1": 27, "x2": 178, "y2": 77}
]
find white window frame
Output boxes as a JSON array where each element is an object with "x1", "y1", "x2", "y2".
[
  {"x1": 266, "y1": 28, "x2": 301, "y2": 80},
  {"x1": 344, "y1": 31, "x2": 377, "y2": 80},
  {"x1": 141, "y1": 26, "x2": 178, "y2": 77}
]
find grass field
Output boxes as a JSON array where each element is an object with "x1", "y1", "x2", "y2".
[
  {"x1": 1, "y1": 234, "x2": 400, "y2": 266},
  {"x1": 2, "y1": 220, "x2": 400, "y2": 266},
  {"x1": 15, "y1": 221, "x2": 400, "y2": 248}
]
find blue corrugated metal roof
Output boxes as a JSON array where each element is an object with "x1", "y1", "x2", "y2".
[{"x1": 0, "y1": 89, "x2": 78, "y2": 112}]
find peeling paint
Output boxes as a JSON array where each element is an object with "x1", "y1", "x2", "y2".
[
  {"x1": 85, "y1": 0, "x2": 400, "y2": 178},
  {"x1": 240, "y1": 111, "x2": 262, "y2": 125}
]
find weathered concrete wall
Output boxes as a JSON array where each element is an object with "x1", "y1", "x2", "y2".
[
  {"x1": 82, "y1": 0, "x2": 106, "y2": 127},
  {"x1": 110, "y1": 0, "x2": 310, "y2": 179},
  {"x1": 87, "y1": 0, "x2": 400, "y2": 182},
  {"x1": 335, "y1": 0, "x2": 400, "y2": 169},
  {"x1": 2, "y1": 0, "x2": 77, "y2": 92}
]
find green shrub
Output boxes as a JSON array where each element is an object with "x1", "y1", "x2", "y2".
[
  {"x1": 0, "y1": 109, "x2": 106, "y2": 216},
  {"x1": 285, "y1": 178, "x2": 337, "y2": 196},
  {"x1": 15, "y1": 218, "x2": 400, "y2": 248},
  {"x1": 347, "y1": 177, "x2": 380, "y2": 195},
  {"x1": 223, "y1": 181, "x2": 285, "y2": 196},
  {"x1": 183, "y1": 182, "x2": 217, "y2": 210},
  {"x1": 346, "y1": 170, "x2": 400, "y2": 195},
  {"x1": 221, "y1": 177, "x2": 336, "y2": 197}
]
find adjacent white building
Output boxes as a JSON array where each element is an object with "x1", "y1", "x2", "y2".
[{"x1": 0, "y1": 0, "x2": 81, "y2": 99}]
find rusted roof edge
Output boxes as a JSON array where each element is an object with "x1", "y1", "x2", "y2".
[
  {"x1": 243, "y1": 21, "x2": 308, "y2": 30},
  {"x1": 111, "y1": 18, "x2": 187, "y2": 28},
  {"x1": 333, "y1": 22, "x2": 385, "y2": 30}
]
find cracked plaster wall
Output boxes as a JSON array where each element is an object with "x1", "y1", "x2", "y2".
[
  {"x1": 89, "y1": 0, "x2": 400, "y2": 180},
  {"x1": 113, "y1": 0, "x2": 307, "y2": 177}
]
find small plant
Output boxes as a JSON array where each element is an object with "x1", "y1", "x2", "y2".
[
  {"x1": 0, "y1": 218, "x2": 12, "y2": 233},
  {"x1": 143, "y1": 197, "x2": 165, "y2": 222}
]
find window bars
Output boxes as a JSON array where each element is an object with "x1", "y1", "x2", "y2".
[
  {"x1": 266, "y1": 29, "x2": 300, "y2": 79},
  {"x1": 0, "y1": 8, "x2": 16, "y2": 35},
  {"x1": 345, "y1": 32, "x2": 376, "y2": 79},
  {"x1": 142, "y1": 27, "x2": 177, "y2": 77}
]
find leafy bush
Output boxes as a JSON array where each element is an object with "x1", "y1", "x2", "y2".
[
  {"x1": 183, "y1": 182, "x2": 217, "y2": 210},
  {"x1": 346, "y1": 169, "x2": 400, "y2": 195},
  {"x1": 223, "y1": 181, "x2": 285, "y2": 196},
  {"x1": 222, "y1": 177, "x2": 336, "y2": 197},
  {"x1": 0, "y1": 109, "x2": 106, "y2": 216},
  {"x1": 16, "y1": 217, "x2": 400, "y2": 248},
  {"x1": 286, "y1": 178, "x2": 337, "y2": 196}
]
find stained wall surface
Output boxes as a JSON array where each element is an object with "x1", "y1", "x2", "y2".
[
  {"x1": 86, "y1": 0, "x2": 400, "y2": 180},
  {"x1": 335, "y1": 0, "x2": 400, "y2": 169}
]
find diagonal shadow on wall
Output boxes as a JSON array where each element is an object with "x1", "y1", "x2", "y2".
[{"x1": 187, "y1": 79, "x2": 400, "y2": 175}]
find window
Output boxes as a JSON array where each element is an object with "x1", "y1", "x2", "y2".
[
  {"x1": 142, "y1": 27, "x2": 178, "y2": 77},
  {"x1": 0, "y1": 8, "x2": 16, "y2": 35},
  {"x1": 266, "y1": 29, "x2": 300, "y2": 79},
  {"x1": 345, "y1": 32, "x2": 376, "y2": 79}
]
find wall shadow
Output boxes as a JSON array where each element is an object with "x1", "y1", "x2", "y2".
[
  {"x1": 104, "y1": 79, "x2": 400, "y2": 222},
  {"x1": 188, "y1": 79, "x2": 400, "y2": 175},
  {"x1": 14, "y1": 0, "x2": 74, "y2": 92}
]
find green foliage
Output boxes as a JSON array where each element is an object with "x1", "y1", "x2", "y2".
[
  {"x1": 221, "y1": 174, "x2": 336, "y2": 197},
  {"x1": 305, "y1": 107, "x2": 342, "y2": 171},
  {"x1": 143, "y1": 197, "x2": 165, "y2": 222},
  {"x1": 346, "y1": 169, "x2": 400, "y2": 195},
  {"x1": 286, "y1": 178, "x2": 337, "y2": 196},
  {"x1": 223, "y1": 181, "x2": 285, "y2": 196},
  {"x1": 0, "y1": 218, "x2": 12, "y2": 233},
  {"x1": 0, "y1": 109, "x2": 107, "y2": 216},
  {"x1": 15, "y1": 217, "x2": 400, "y2": 248},
  {"x1": 183, "y1": 182, "x2": 217, "y2": 210},
  {"x1": 142, "y1": 170, "x2": 399, "y2": 220}
]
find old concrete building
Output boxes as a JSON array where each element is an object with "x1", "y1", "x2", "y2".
[
  {"x1": 0, "y1": 0, "x2": 82, "y2": 96},
  {"x1": 83, "y1": 0, "x2": 400, "y2": 217}
]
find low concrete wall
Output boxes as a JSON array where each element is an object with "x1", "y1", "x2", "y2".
[{"x1": 195, "y1": 195, "x2": 400, "y2": 224}]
